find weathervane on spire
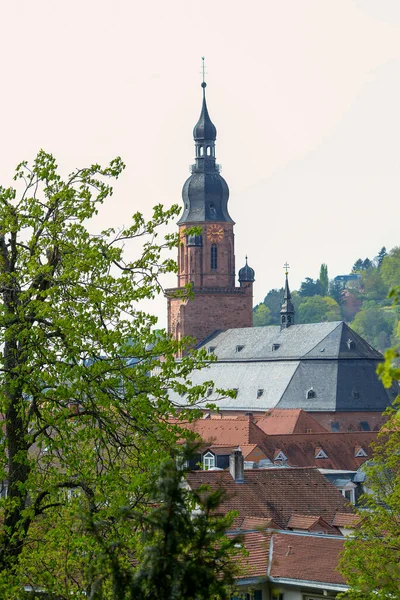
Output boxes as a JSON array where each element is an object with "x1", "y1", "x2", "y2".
[
  {"x1": 283, "y1": 262, "x2": 290, "y2": 275},
  {"x1": 201, "y1": 56, "x2": 207, "y2": 88}
]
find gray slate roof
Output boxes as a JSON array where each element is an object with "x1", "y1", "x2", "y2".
[{"x1": 173, "y1": 322, "x2": 397, "y2": 413}]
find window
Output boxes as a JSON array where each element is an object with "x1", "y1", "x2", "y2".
[
  {"x1": 352, "y1": 389, "x2": 360, "y2": 400},
  {"x1": 355, "y1": 447, "x2": 367, "y2": 458},
  {"x1": 315, "y1": 448, "x2": 328, "y2": 459},
  {"x1": 211, "y1": 245, "x2": 218, "y2": 270},
  {"x1": 236, "y1": 345, "x2": 244, "y2": 352},
  {"x1": 342, "y1": 487, "x2": 355, "y2": 503},
  {"x1": 271, "y1": 592, "x2": 283, "y2": 600},
  {"x1": 203, "y1": 452, "x2": 215, "y2": 470},
  {"x1": 360, "y1": 421, "x2": 370, "y2": 431},
  {"x1": 274, "y1": 450, "x2": 287, "y2": 462},
  {"x1": 331, "y1": 421, "x2": 340, "y2": 432},
  {"x1": 208, "y1": 346, "x2": 216, "y2": 354},
  {"x1": 232, "y1": 388, "x2": 238, "y2": 398},
  {"x1": 306, "y1": 388, "x2": 316, "y2": 399},
  {"x1": 272, "y1": 343, "x2": 280, "y2": 351},
  {"x1": 257, "y1": 388, "x2": 264, "y2": 398},
  {"x1": 207, "y1": 387, "x2": 213, "y2": 397},
  {"x1": 199, "y1": 146, "x2": 204, "y2": 156},
  {"x1": 347, "y1": 338, "x2": 356, "y2": 350}
]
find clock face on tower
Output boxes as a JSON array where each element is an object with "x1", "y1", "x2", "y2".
[{"x1": 207, "y1": 224, "x2": 224, "y2": 243}]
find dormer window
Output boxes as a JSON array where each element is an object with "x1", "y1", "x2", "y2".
[
  {"x1": 257, "y1": 388, "x2": 264, "y2": 398},
  {"x1": 347, "y1": 339, "x2": 356, "y2": 350},
  {"x1": 306, "y1": 388, "x2": 316, "y2": 399},
  {"x1": 355, "y1": 447, "x2": 368, "y2": 458},
  {"x1": 274, "y1": 450, "x2": 288, "y2": 462},
  {"x1": 207, "y1": 387, "x2": 213, "y2": 397},
  {"x1": 203, "y1": 451, "x2": 215, "y2": 470},
  {"x1": 236, "y1": 345, "x2": 245, "y2": 353},
  {"x1": 232, "y1": 388, "x2": 238, "y2": 398},
  {"x1": 352, "y1": 389, "x2": 360, "y2": 400},
  {"x1": 315, "y1": 448, "x2": 328, "y2": 459},
  {"x1": 208, "y1": 346, "x2": 216, "y2": 354},
  {"x1": 272, "y1": 343, "x2": 280, "y2": 351}
]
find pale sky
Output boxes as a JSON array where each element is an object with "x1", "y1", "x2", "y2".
[{"x1": 0, "y1": 1, "x2": 399, "y2": 327}]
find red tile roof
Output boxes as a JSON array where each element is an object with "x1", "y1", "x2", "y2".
[
  {"x1": 256, "y1": 409, "x2": 328, "y2": 435},
  {"x1": 237, "y1": 517, "x2": 279, "y2": 531},
  {"x1": 269, "y1": 532, "x2": 346, "y2": 585},
  {"x1": 235, "y1": 531, "x2": 270, "y2": 578},
  {"x1": 186, "y1": 468, "x2": 354, "y2": 530},
  {"x1": 178, "y1": 416, "x2": 265, "y2": 447},
  {"x1": 178, "y1": 416, "x2": 376, "y2": 470},
  {"x1": 332, "y1": 512, "x2": 361, "y2": 527},
  {"x1": 258, "y1": 431, "x2": 376, "y2": 470}
]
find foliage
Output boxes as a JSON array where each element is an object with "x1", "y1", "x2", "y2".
[
  {"x1": 297, "y1": 295, "x2": 340, "y2": 324},
  {"x1": 352, "y1": 307, "x2": 397, "y2": 352},
  {"x1": 262, "y1": 288, "x2": 284, "y2": 325},
  {"x1": 328, "y1": 280, "x2": 344, "y2": 306},
  {"x1": 0, "y1": 152, "x2": 218, "y2": 597},
  {"x1": 253, "y1": 303, "x2": 271, "y2": 327},
  {"x1": 318, "y1": 263, "x2": 329, "y2": 296},
  {"x1": 341, "y1": 289, "x2": 400, "y2": 598},
  {"x1": 298, "y1": 277, "x2": 322, "y2": 298},
  {"x1": 341, "y1": 286, "x2": 400, "y2": 598},
  {"x1": 380, "y1": 247, "x2": 400, "y2": 289},
  {"x1": 376, "y1": 246, "x2": 387, "y2": 268},
  {"x1": 89, "y1": 452, "x2": 241, "y2": 600}
]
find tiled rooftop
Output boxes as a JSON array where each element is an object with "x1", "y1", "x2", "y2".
[
  {"x1": 269, "y1": 532, "x2": 346, "y2": 585},
  {"x1": 186, "y1": 468, "x2": 354, "y2": 530}
]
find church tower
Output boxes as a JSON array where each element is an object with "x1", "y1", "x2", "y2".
[{"x1": 166, "y1": 79, "x2": 255, "y2": 346}]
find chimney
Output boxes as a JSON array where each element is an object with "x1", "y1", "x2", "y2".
[{"x1": 229, "y1": 447, "x2": 244, "y2": 483}]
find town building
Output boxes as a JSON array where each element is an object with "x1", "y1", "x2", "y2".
[{"x1": 167, "y1": 81, "x2": 398, "y2": 429}]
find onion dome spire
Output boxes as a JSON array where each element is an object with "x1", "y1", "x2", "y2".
[
  {"x1": 280, "y1": 263, "x2": 295, "y2": 328},
  {"x1": 178, "y1": 59, "x2": 233, "y2": 226},
  {"x1": 238, "y1": 256, "x2": 255, "y2": 283},
  {"x1": 193, "y1": 82, "x2": 217, "y2": 141}
]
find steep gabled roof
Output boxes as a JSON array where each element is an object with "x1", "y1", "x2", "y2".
[
  {"x1": 178, "y1": 416, "x2": 265, "y2": 447},
  {"x1": 185, "y1": 468, "x2": 353, "y2": 530},
  {"x1": 256, "y1": 409, "x2": 328, "y2": 435}
]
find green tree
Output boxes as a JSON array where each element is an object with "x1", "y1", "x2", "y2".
[
  {"x1": 352, "y1": 258, "x2": 363, "y2": 272},
  {"x1": 352, "y1": 307, "x2": 397, "y2": 352},
  {"x1": 380, "y1": 247, "x2": 400, "y2": 289},
  {"x1": 340, "y1": 286, "x2": 400, "y2": 599},
  {"x1": 253, "y1": 303, "x2": 272, "y2": 327},
  {"x1": 94, "y1": 453, "x2": 241, "y2": 600},
  {"x1": 299, "y1": 277, "x2": 322, "y2": 298},
  {"x1": 376, "y1": 246, "x2": 387, "y2": 268},
  {"x1": 361, "y1": 267, "x2": 388, "y2": 303},
  {"x1": 328, "y1": 280, "x2": 344, "y2": 306},
  {"x1": 297, "y1": 295, "x2": 340, "y2": 324},
  {"x1": 318, "y1": 264, "x2": 329, "y2": 296},
  {"x1": 262, "y1": 288, "x2": 284, "y2": 325},
  {"x1": 0, "y1": 152, "x2": 214, "y2": 597}
]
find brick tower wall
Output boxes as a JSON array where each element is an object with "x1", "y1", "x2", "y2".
[{"x1": 167, "y1": 284, "x2": 253, "y2": 346}]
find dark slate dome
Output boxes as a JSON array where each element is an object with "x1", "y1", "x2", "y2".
[
  {"x1": 178, "y1": 172, "x2": 233, "y2": 224},
  {"x1": 238, "y1": 258, "x2": 255, "y2": 283},
  {"x1": 193, "y1": 84, "x2": 217, "y2": 141}
]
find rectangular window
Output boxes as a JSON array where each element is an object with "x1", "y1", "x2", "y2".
[{"x1": 211, "y1": 245, "x2": 218, "y2": 270}]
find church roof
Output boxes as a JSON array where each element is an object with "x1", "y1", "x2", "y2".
[{"x1": 172, "y1": 322, "x2": 397, "y2": 413}]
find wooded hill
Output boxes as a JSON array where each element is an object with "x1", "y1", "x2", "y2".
[{"x1": 253, "y1": 246, "x2": 400, "y2": 353}]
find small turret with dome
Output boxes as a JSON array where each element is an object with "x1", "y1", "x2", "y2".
[
  {"x1": 280, "y1": 263, "x2": 295, "y2": 328},
  {"x1": 238, "y1": 256, "x2": 255, "y2": 284}
]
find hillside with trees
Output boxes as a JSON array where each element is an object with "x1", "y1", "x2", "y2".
[{"x1": 253, "y1": 248, "x2": 400, "y2": 352}]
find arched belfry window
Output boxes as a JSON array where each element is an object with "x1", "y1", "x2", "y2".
[{"x1": 210, "y1": 245, "x2": 218, "y2": 270}]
